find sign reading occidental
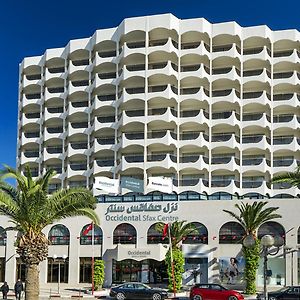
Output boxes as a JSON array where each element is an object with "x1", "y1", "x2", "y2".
[{"x1": 104, "y1": 202, "x2": 179, "y2": 222}]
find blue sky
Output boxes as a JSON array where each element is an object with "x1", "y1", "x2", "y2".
[{"x1": 1, "y1": 0, "x2": 300, "y2": 169}]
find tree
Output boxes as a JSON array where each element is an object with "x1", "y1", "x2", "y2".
[
  {"x1": 0, "y1": 165, "x2": 99, "y2": 300},
  {"x1": 271, "y1": 166, "x2": 300, "y2": 188},
  {"x1": 94, "y1": 259, "x2": 105, "y2": 290},
  {"x1": 223, "y1": 201, "x2": 281, "y2": 294},
  {"x1": 156, "y1": 221, "x2": 197, "y2": 291}
]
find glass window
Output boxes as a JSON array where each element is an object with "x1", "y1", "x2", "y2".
[
  {"x1": 219, "y1": 222, "x2": 245, "y2": 244},
  {"x1": 182, "y1": 222, "x2": 208, "y2": 244},
  {"x1": 113, "y1": 223, "x2": 136, "y2": 244},
  {"x1": 48, "y1": 224, "x2": 70, "y2": 245},
  {"x1": 80, "y1": 224, "x2": 102, "y2": 245},
  {"x1": 47, "y1": 258, "x2": 69, "y2": 283}
]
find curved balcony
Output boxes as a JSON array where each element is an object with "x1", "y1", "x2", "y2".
[
  {"x1": 273, "y1": 49, "x2": 299, "y2": 64},
  {"x1": 118, "y1": 109, "x2": 145, "y2": 125},
  {"x1": 272, "y1": 136, "x2": 299, "y2": 152},
  {"x1": 147, "y1": 107, "x2": 177, "y2": 123},
  {"x1": 242, "y1": 113, "x2": 271, "y2": 128},
  {"x1": 120, "y1": 87, "x2": 146, "y2": 104},
  {"x1": 148, "y1": 84, "x2": 178, "y2": 100},
  {"x1": 212, "y1": 44, "x2": 241, "y2": 59},
  {"x1": 44, "y1": 127, "x2": 65, "y2": 141},
  {"x1": 175, "y1": 178, "x2": 209, "y2": 194},
  {"x1": 242, "y1": 135, "x2": 270, "y2": 150},
  {"x1": 179, "y1": 155, "x2": 209, "y2": 170},
  {"x1": 21, "y1": 93, "x2": 42, "y2": 107},
  {"x1": 68, "y1": 100, "x2": 89, "y2": 115},
  {"x1": 69, "y1": 122, "x2": 89, "y2": 136},
  {"x1": 180, "y1": 41, "x2": 210, "y2": 56},
  {"x1": 94, "y1": 116, "x2": 116, "y2": 131},
  {"x1": 273, "y1": 158, "x2": 298, "y2": 173},
  {"x1": 242, "y1": 46, "x2": 271, "y2": 62},
  {"x1": 95, "y1": 51, "x2": 117, "y2": 66},
  {"x1": 210, "y1": 156, "x2": 240, "y2": 172},
  {"x1": 180, "y1": 64, "x2": 209, "y2": 80},
  {"x1": 121, "y1": 42, "x2": 146, "y2": 58},
  {"x1": 45, "y1": 87, "x2": 66, "y2": 101},
  {"x1": 69, "y1": 81, "x2": 90, "y2": 95},
  {"x1": 273, "y1": 115, "x2": 299, "y2": 130},
  {"x1": 211, "y1": 89, "x2": 240, "y2": 104},
  {"x1": 179, "y1": 132, "x2": 209, "y2": 148},
  {"x1": 146, "y1": 130, "x2": 177, "y2": 146},
  {"x1": 242, "y1": 91, "x2": 270, "y2": 106},
  {"x1": 119, "y1": 132, "x2": 145, "y2": 148},
  {"x1": 21, "y1": 131, "x2": 41, "y2": 146},
  {"x1": 273, "y1": 70, "x2": 300, "y2": 85},
  {"x1": 148, "y1": 60, "x2": 178, "y2": 77},
  {"x1": 210, "y1": 179, "x2": 240, "y2": 195},
  {"x1": 148, "y1": 38, "x2": 178, "y2": 55},
  {"x1": 145, "y1": 153, "x2": 176, "y2": 170},
  {"x1": 211, "y1": 111, "x2": 240, "y2": 127},
  {"x1": 242, "y1": 181, "x2": 271, "y2": 196},
  {"x1": 211, "y1": 134, "x2": 240, "y2": 149},
  {"x1": 118, "y1": 155, "x2": 144, "y2": 171},
  {"x1": 22, "y1": 76, "x2": 42, "y2": 89},
  {"x1": 94, "y1": 137, "x2": 115, "y2": 152},
  {"x1": 45, "y1": 68, "x2": 66, "y2": 81},
  {"x1": 68, "y1": 142, "x2": 89, "y2": 157},
  {"x1": 241, "y1": 157, "x2": 271, "y2": 173},
  {"x1": 212, "y1": 67, "x2": 240, "y2": 82},
  {"x1": 22, "y1": 112, "x2": 42, "y2": 126},
  {"x1": 67, "y1": 164, "x2": 89, "y2": 177},
  {"x1": 243, "y1": 68, "x2": 271, "y2": 84},
  {"x1": 273, "y1": 93, "x2": 299, "y2": 107},
  {"x1": 92, "y1": 159, "x2": 115, "y2": 174},
  {"x1": 179, "y1": 109, "x2": 209, "y2": 125},
  {"x1": 44, "y1": 106, "x2": 64, "y2": 120},
  {"x1": 69, "y1": 60, "x2": 90, "y2": 74},
  {"x1": 180, "y1": 86, "x2": 209, "y2": 102}
]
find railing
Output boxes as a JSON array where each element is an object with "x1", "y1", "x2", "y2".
[
  {"x1": 48, "y1": 87, "x2": 64, "y2": 93},
  {"x1": 211, "y1": 134, "x2": 232, "y2": 142},
  {"x1": 96, "y1": 159, "x2": 114, "y2": 167},
  {"x1": 179, "y1": 155, "x2": 201, "y2": 163},
  {"x1": 180, "y1": 87, "x2": 200, "y2": 95},
  {"x1": 148, "y1": 62, "x2": 167, "y2": 70},
  {"x1": 48, "y1": 107, "x2": 64, "y2": 113},
  {"x1": 71, "y1": 101, "x2": 88, "y2": 108},
  {"x1": 46, "y1": 146, "x2": 63, "y2": 154},
  {"x1": 243, "y1": 47, "x2": 264, "y2": 55},
  {"x1": 113, "y1": 236, "x2": 136, "y2": 244},
  {"x1": 212, "y1": 44, "x2": 233, "y2": 52},
  {"x1": 25, "y1": 112, "x2": 40, "y2": 119},
  {"x1": 70, "y1": 143, "x2": 88, "y2": 150},
  {"x1": 24, "y1": 151, "x2": 39, "y2": 158},
  {"x1": 212, "y1": 89, "x2": 232, "y2": 97},
  {"x1": 273, "y1": 136, "x2": 294, "y2": 145},
  {"x1": 125, "y1": 132, "x2": 144, "y2": 140},
  {"x1": 126, "y1": 41, "x2": 145, "y2": 49},
  {"x1": 98, "y1": 94, "x2": 116, "y2": 101},
  {"x1": 147, "y1": 131, "x2": 167, "y2": 139},
  {"x1": 147, "y1": 154, "x2": 167, "y2": 162},
  {"x1": 70, "y1": 163, "x2": 87, "y2": 171},
  {"x1": 243, "y1": 69, "x2": 264, "y2": 77},
  {"x1": 212, "y1": 67, "x2": 232, "y2": 75},
  {"x1": 273, "y1": 50, "x2": 293, "y2": 57},
  {"x1": 47, "y1": 127, "x2": 63, "y2": 133},
  {"x1": 71, "y1": 122, "x2": 88, "y2": 129},
  {"x1": 26, "y1": 74, "x2": 41, "y2": 80},
  {"x1": 80, "y1": 236, "x2": 102, "y2": 245},
  {"x1": 24, "y1": 132, "x2": 40, "y2": 138},
  {"x1": 97, "y1": 116, "x2": 115, "y2": 123},
  {"x1": 181, "y1": 64, "x2": 201, "y2": 72},
  {"x1": 273, "y1": 93, "x2": 294, "y2": 101},
  {"x1": 242, "y1": 181, "x2": 264, "y2": 188},
  {"x1": 125, "y1": 87, "x2": 145, "y2": 94},
  {"x1": 149, "y1": 39, "x2": 168, "y2": 47},
  {"x1": 124, "y1": 155, "x2": 144, "y2": 163},
  {"x1": 98, "y1": 51, "x2": 116, "y2": 58},
  {"x1": 126, "y1": 64, "x2": 145, "y2": 71},
  {"x1": 72, "y1": 59, "x2": 89, "y2": 66},
  {"x1": 98, "y1": 72, "x2": 116, "y2": 79},
  {"x1": 211, "y1": 157, "x2": 233, "y2": 164},
  {"x1": 69, "y1": 181, "x2": 86, "y2": 187},
  {"x1": 212, "y1": 111, "x2": 232, "y2": 119},
  {"x1": 148, "y1": 85, "x2": 167, "y2": 93},
  {"x1": 97, "y1": 137, "x2": 115, "y2": 145},
  {"x1": 72, "y1": 80, "x2": 89, "y2": 87},
  {"x1": 243, "y1": 91, "x2": 264, "y2": 99},
  {"x1": 125, "y1": 110, "x2": 145, "y2": 117},
  {"x1": 48, "y1": 67, "x2": 65, "y2": 73},
  {"x1": 242, "y1": 135, "x2": 264, "y2": 143},
  {"x1": 181, "y1": 42, "x2": 201, "y2": 49},
  {"x1": 273, "y1": 72, "x2": 293, "y2": 79},
  {"x1": 242, "y1": 158, "x2": 264, "y2": 165},
  {"x1": 243, "y1": 113, "x2": 264, "y2": 121},
  {"x1": 211, "y1": 179, "x2": 234, "y2": 187},
  {"x1": 25, "y1": 93, "x2": 41, "y2": 100},
  {"x1": 148, "y1": 108, "x2": 167, "y2": 116},
  {"x1": 273, "y1": 115, "x2": 294, "y2": 123},
  {"x1": 180, "y1": 132, "x2": 201, "y2": 140},
  {"x1": 273, "y1": 159, "x2": 294, "y2": 167}
]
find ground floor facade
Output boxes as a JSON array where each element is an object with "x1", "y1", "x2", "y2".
[{"x1": 0, "y1": 198, "x2": 299, "y2": 288}]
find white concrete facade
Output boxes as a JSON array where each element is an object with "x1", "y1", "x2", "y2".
[{"x1": 14, "y1": 13, "x2": 300, "y2": 288}]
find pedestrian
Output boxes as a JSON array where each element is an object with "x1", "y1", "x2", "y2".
[
  {"x1": 0, "y1": 281, "x2": 9, "y2": 299},
  {"x1": 14, "y1": 279, "x2": 23, "y2": 300}
]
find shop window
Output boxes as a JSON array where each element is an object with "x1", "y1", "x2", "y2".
[
  {"x1": 48, "y1": 224, "x2": 70, "y2": 245},
  {"x1": 80, "y1": 224, "x2": 102, "y2": 245},
  {"x1": 79, "y1": 257, "x2": 101, "y2": 283},
  {"x1": 113, "y1": 223, "x2": 137, "y2": 244},
  {"x1": 147, "y1": 223, "x2": 168, "y2": 244},
  {"x1": 219, "y1": 222, "x2": 245, "y2": 244},
  {"x1": 258, "y1": 221, "x2": 285, "y2": 242},
  {"x1": 182, "y1": 222, "x2": 208, "y2": 244},
  {"x1": 16, "y1": 258, "x2": 26, "y2": 282},
  {"x1": 47, "y1": 257, "x2": 69, "y2": 283}
]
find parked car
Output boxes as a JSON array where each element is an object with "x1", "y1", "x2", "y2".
[
  {"x1": 189, "y1": 283, "x2": 244, "y2": 300},
  {"x1": 109, "y1": 282, "x2": 168, "y2": 300},
  {"x1": 257, "y1": 286, "x2": 300, "y2": 299}
]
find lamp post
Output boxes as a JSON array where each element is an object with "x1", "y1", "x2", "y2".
[
  {"x1": 243, "y1": 234, "x2": 284, "y2": 300},
  {"x1": 52, "y1": 254, "x2": 67, "y2": 295}
]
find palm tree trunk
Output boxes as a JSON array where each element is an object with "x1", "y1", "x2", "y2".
[{"x1": 25, "y1": 263, "x2": 40, "y2": 300}]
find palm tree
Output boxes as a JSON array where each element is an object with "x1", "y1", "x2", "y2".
[
  {"x1": 271, "y1": 166, "x2": 300, "y2": 188},
  {"x1": 223, "y1": 201, "x2": 281, "y2": 295},
  {"x1": 156, "y1": 221, "x2": 197, "y2": 291},
  {"x1": 0, "y1": 165, "x2": 99, "y2": 300}
]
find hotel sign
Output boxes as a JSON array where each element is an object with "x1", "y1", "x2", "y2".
[{"x1": 104, "y1": 202, "x2": 179, "y2": 222}]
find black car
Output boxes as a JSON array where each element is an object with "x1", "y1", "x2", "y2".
[
  {"x1": 109, "y1": 282, "x2": 168, "y2": 300},
  {"x1": 257, "y1": 286, "x2": 300, "y2": 300}
]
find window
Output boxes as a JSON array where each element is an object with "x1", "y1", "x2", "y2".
[
  {"x1": 219, "y1": 222, "x2": 245, "y2": 244},
  {"x1": 113, "y1": 223, "x2": 137, "y2": 244},
  {"x1": 80, "y1": 224, "x2": 102, "y2": 245},
  {"x1": 48, "y1": 224, "x2": 70, "y2": 245}
]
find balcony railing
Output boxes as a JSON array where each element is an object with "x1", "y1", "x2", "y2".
[
  {"x1": 98, "y1": 72, "x2": 116, "y2": 79},
  {"x1": 273, "y1": 50, "x2": 293, "y2": 57},
  {"x1": 70, "y1": 142, "x2": 88, "y2": 150},
  {"x1": 273, "y1": 159, "x2": 294, "y2": 167},
  {"x1": 273, "y1": 93, "x2": 294, "y2": 101},
  {"x1": 70, "y1": 163, "x2": 87, "y2": 171},
  {"x1": 47, "y1": 107, "x2": 64, "y2": 113},
  {"x1": 46, "y1": 146, "x2": 63, "y2": 154},
  {"x1": 71, "y1": 122, "x2": 88, "y2": 129},
  {"x1": 48, "y1": 67, "x2": 65, "y2": 73},
  {"x1": 25, "y1": 112, "x2": 40, "y2": 119},
  {"x1": 96, "y1": 159, "x2": 114, "y2": 167},
  {"x1": 47, "y1": 127, "x2": 63, "y2": 133},
  {"x1": 124, "y1": 132, "x2": 144, "y2": 140},
  {"x1": 97, "y1": 116, "x2": 115, "y2": 123},
  {"x1": 71, "y1": 101, "x2": 89, "y2": 108},
  {"x1": 48, "y1": 87, "x2": 64, "y2": 93},
  {"x1": 273, "y1": 136, "x2": 294, "y2": 145},
  {"x1": 98, "y1": 50, "x2": 116, "y2": 58},
  {"x1": 273, "y1": 115, "x2": 294, "y2": 123},
  {"x1": 72, "y1": 59, "x2": 89, "y2": 66},
  {"x1": 26, "y1": 74, "x2": 41, "y2": 80},
  {"x1": 124, "y1": 155, "x2": 144, "y2": 163},
  {"x1": 273, "y1": 72, "x2": 293, "y2": 79},
  {"x1": 25, "y1": 93, "x2": 41, "y2": 100},
  {"x1": 126, "y1": 64, "x2": 145, "y2": 71},
  {"x1": 149, "y1": 39, "x2": 168, "y2": 47},
  {"x1": 97, "y1": 94, "x2": 116, "y2": 101},
  {"x1": 24, "y1": 151, "x2": 39, "y2": 158},
  {"x1": 24, "y1": 132, "x2": 40, "y2": 138},
  {"x1": 97, "y1": 137, "x2": 115, "y2": 145},
  {"x1": 125, "y1": 87, "x2": 145, "y2": 94}
]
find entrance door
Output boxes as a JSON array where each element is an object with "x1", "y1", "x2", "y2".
[{"x1": 183, "y1": 257, "x2": 208, "y2": 285}]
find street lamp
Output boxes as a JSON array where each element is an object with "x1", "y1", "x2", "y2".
[
  {"x1": 243, "y1": 234, "x2": 284, "y2": 300},
  {"x1": 52, "y1": 254, "x2": 67, "y2": 295}
]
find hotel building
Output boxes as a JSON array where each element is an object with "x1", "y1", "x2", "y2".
[{"x1": 10, "y1": 13, "x2": 300, "y2": 287}]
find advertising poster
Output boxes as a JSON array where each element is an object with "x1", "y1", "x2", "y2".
[{"x1": 219, "y1": 257, "x2": 245, "y2": 284}]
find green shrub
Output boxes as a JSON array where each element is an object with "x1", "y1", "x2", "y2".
[
  {"x1": 94, "y1": 259, "x2": 105, "y2": 290},
  {"x1": 165, "y1": 248, "x2": 184, "y2": 291}
]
